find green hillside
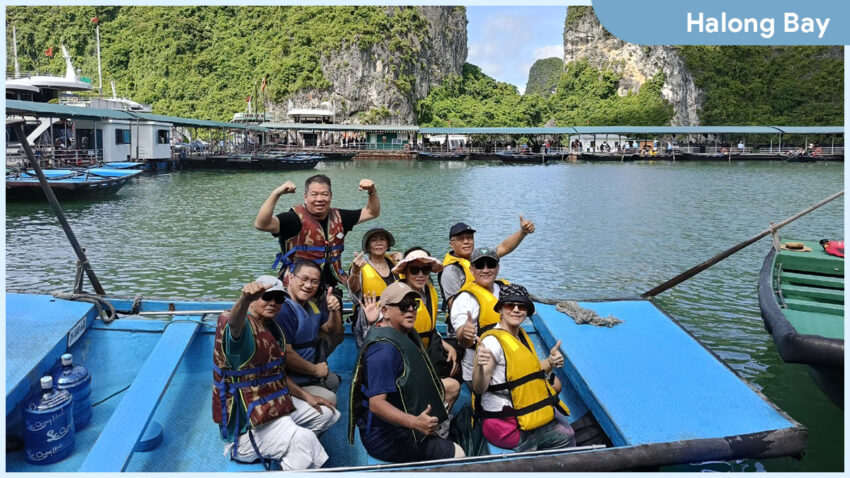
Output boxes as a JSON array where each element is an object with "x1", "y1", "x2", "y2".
[
  {"x1": 7, "y1": 6, "x2": 432, "y2": 121},
  {"x1": 525, "y1": 57, "x2": 563, "y2": 98}
]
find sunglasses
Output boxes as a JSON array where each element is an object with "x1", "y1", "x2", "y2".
[
  {"x1": 407, "y1": 265, "x2": 432, "y2": 276},
  {"x1": 471, "y1": 258, "x2": 499, "y2": 270},
  {"x1": 388, "y1": 298, "x2": 420, "y2": 312},
  {"x1": 502, "y1": 302, "x2": 528, "y2": 312},
  {"x1": 261, "y1": 292, "x2": 286, "y2": 304}
]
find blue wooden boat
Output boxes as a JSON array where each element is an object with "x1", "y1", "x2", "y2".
[
  {"x1": 6, "y1": 168, "x2": 144, "y2": 201},
  {"x1": 758, "y1": 239, "x2": 844, "y2": 407},
  {"x1": 5, "y1": 291, "x2": 806, "y2": 472},
  {"x1": 183, "y1": 154, "x2": 320, "y2": 170},
  {"x1": 102, "y1": 162, "x2": 147, "y2": 170}
]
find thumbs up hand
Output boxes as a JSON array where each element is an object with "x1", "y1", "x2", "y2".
[
  {"x1": 519, "y1": 214, "x2": 535, "y2": 235},
  {"x1": 462, "y1": 311, "x2": 477, "y2": 342},
  {"x1": 326, "y1": 288, "x2": 340, "y2": 312},
  {"x1": 412, "y1": 404, "x2": 439, "y2": 435},
  {"x1": 475, "y1": 338, "x2": 493, "y2": 368},
  {"x1": 547, "y1": 340, "x2": 564, "y2": 369}
]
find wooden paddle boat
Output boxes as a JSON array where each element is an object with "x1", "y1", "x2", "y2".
[{"x1": 758, "y1": 239, "x2": 844, "y2": 407}]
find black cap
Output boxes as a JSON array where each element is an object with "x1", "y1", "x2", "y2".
[
  {"x1": 494, "y1": 283, "x2": 535, "y2": 316},
  {"x1": 449, "y1": 222, "x2": 476, "y2": 239}
]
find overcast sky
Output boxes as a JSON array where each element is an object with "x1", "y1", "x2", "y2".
[{"x1": 466, "y1": 6, "x2": 567, "y2": 94}]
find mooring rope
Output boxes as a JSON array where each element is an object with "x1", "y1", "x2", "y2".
[
  {"x1": 555, "y1": 300, "x2": 623, "y2": 327},
  {"x1": 53, "y1": 292, "x2": 118, "y2": 324}
]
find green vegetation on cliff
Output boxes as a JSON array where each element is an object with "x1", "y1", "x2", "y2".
[
  {"x1": 418, "y1": 60, "x2": 674, "y2": 127},
  {"x1": 525, "y1": 57, "x2": 562, "y2": 98},
  {"x1": 679, "y1": 45, "x2": 843, "y2": 125},
  {"x1": 7, "y1": 6, "x2": 432, "y2": 121}
]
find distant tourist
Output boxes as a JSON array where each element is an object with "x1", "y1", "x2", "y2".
[
  {"x1": 212, "y1": 275, "x2": 340, "y2": 470},
  {"x1": 439, "y1": 219, "x2": 534, "y2": 307},
  {"x1": 737, "y1": 141, "x2": 745, "y2": 152},
  {"x1": 254, "y1": 174, "x2": 380, "y2": 298},
  {"x1": 349, "y1": 282, "x2": 465, "y2": 463},
  {"x1": 471, "y1": 283, "x2": 576, "y2": 451}
]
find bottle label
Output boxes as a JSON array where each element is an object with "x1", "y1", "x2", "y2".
[{"x1": 68, "y1": 316, "x2": 87, "y2": 348}]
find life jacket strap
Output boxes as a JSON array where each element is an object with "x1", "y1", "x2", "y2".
[
  {"x1": 474, "y1": 394, "x2": 560, "y2": 419},
  {"x1": 244, "y1": 387, "x2": 291, "y2": 422},
  {"x1": 488, "y1": 369, "x2": 546, "y2": 392}
]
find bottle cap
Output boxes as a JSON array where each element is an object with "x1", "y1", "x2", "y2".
[
  {"x1": 61, "y1": 353, "x2": 73, "y2": 366},
  {"x1": 40, "y1": 376, "x2": 53, "y2": 390}
]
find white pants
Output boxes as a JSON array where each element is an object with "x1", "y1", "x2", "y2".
[{"x1": 224, "y1": 397, "x2": 340, "y2": 470}]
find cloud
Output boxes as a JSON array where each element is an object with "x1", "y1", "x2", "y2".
[{"x1": 533, "y1": 44, "x2": 564, "y2": 61}]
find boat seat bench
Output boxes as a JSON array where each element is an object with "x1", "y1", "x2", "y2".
[
  {"x1": 781, "y1": 271, "x2": 844, "y2": 290},
  {"x1": 78, "y1": 320, "x2": 202, "y2": 472},
  {"x1": 783, "y1": 297, "x2": 844, "y2": 316},
  {"x1": 781, "y1": 284, "x2": 844, "y2": 304}
]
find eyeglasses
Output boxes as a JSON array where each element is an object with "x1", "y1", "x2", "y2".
[
  {"x1": 502, "y1": 302, "x2": 528, "y2": 312},
  {"x1": 388, "y1": 298, "x2": 420, "y2": 312},
  {"x1": 293, "y1": 274, "x2": 320, "y2": 287},
  {"x1": 451, "y1": 234, "x2": 475, "y2": 243},
  {"x1": 407, "y1": 265, "x2": 432, "y2": 276},
  {"x1": 261, "y1": 292, "x2": 286, "y2": 304},
  {"x1": 471, "y1": 258, "x2": 499, "y2": 270}
]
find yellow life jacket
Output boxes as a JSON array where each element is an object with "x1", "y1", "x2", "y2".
[
  {"x1": 359, "y1": 255, "x2": 396, "y2": 299},
  {"x1": 457, "y1": 279, "x2": 508, "y2": 336},
  {"x1": 476, "y1": 327, "x2": 569, "y2": 431},
  {"x1": 412, "y1": 282, "x2": 439, "y2": 348},
  {"x1": 442, "y1": 252, "x2": 475, "y2": 290}
]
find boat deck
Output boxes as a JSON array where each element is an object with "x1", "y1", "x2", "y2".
[{"x1": 5, "y1": 292, "x2": 804, "y2": 472}]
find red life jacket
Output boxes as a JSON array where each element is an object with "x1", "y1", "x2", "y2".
[
  {"x1": 212, "y1": 312, "x2": 295, "y2": 435},
  {"x1": 276, "y1": 204, "x2": 345, "y2": 280},
  {"x1": 822, "y1": 240, "x2": 844, "y2": 258}
]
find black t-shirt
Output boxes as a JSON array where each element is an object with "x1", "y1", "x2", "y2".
[{"x1": 274, "y1": 207, "x2": 362, "y2": 286}]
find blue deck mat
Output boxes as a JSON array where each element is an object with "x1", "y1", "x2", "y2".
[
  {"x1": 534, "y1": 300, "x2": 795, "y2": 446},
  {"x1": 6, "y1": 293, "x2": 95, "y2": 412}
]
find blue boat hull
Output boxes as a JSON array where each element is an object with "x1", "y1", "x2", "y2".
[{"x1": 5, "y1": 292, "x2": 806, "y2": 472}]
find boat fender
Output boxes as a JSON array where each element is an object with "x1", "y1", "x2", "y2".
[
  {"x1": 134, "y1": 421, "x2": 164, "y2": 452},
  {"x1": 820, "y1": 239, "x2": 844, "y2": 258}
]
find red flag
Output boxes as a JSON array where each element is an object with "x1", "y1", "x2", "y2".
[
  {"x1": 91, "y1": 16, "x2": 99, "y2": 24},
  {"x1": 246, "y1": 95, "x2": 251, "y2": 103},
  {"x1": 261, "y1": 77, "x2": 266, "y2": 92},
  {"x1": 45, "y1": 46, "x2": 54, "y2": 57}
]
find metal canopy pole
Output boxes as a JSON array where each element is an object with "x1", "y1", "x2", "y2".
[{"x1": 15, "y1": 123, "x2": 106, "y2": 295}]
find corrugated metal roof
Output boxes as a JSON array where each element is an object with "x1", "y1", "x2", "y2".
[
  {"x1": 263, "y1": 122, "x2": 418, "y2": 132},
  {"x1": 6, "y1": 99, "x2": 136, "y2": 120},
  {"x1": 420, "y1": 127, "x2": 576, "y2": 135},
  {"x1": 773, "y1": 126, "x2": 844, "y2": 134},
  {"x1": 5, "y1": 100, "x2": 267, "y2": 131}
]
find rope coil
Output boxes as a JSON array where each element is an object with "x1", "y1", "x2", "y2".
[{"x1": 555, "y1": 301, "x2": 623, "y2": 327}]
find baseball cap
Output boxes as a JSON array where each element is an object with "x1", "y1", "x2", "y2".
[
  {"x1": 449, "y1": 222, "x2": 476, "y2": 239},
  {"x1": 469, "y1": 246, "x2": 499, "y2": 266},
  {"x1": 379, "y1": 282, "x2": 419, "y2": 308},
  {"x1": 255, "y1": 275, "x2": 285, "y2": 293}
]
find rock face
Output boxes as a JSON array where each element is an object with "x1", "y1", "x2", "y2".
[
  {"x1": 271, "y1": 6, "x2": 467, "y2": 125},
  {"x1": 563, "y1": 7, "x2": 702, "y2": 125},
  {"x1": 526, "y1": 57, "x2": 563, "y2": 97}
]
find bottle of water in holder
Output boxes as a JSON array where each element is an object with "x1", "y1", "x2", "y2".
[
  {"x1": 54, "y1": 353, "x2": 92, "y2": 430},
  {"x1": 23, "y1": 376, "x2": 75, "y2": 465}
]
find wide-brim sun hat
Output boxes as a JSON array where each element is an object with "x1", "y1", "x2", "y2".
[
  {"x1": 493, "y1": 283, "x2": 535, "y2": 316},
  {"x1": 361, "y1": 226, "x2": 395, "y2": 251},
  {"x1": 391, "y1": 249, "x2": 444, "y2": 275}
]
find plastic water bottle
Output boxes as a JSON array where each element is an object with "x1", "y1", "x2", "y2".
[
  {"x1": 54, "y1": 353, "x2": 92, "y2": 430},
  {"x1": 22, "y1": 376, "x2": 75, "y2": 465}
]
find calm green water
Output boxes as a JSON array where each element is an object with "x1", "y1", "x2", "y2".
[{"x1": 5, "y1": 159, "x2": 844, "y2": 471}]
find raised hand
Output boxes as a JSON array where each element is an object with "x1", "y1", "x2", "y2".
[
  {"x1": 358, "y1": 178, "x2": 376, "y2": 194},
  {"x1": 274, "y1": 180, "x2": 297, "y2": 196},
  {"x1": 548, "y1": 340, "x2": 564, "y2": 368},
  {"x1": 241, "y1": 282, "x2": 271, "y2": 303},
  {"x1": 412, "y1": 404, "x2": 439, "y2": 436},
  {"x1": 519, "y1": 214, "x2": 535, "y2": 235},
  {"x1": 462, "y1": 311, "x2": 478, "y2": 342},
  {"x1": 474, "y1": 338, "x2": 493, "y2": 368},
  {"x1": 362, "y1": 291, "x2": 380, "y2": 325},
  {"x1": 326, "y1": 288, "x2": 340, "y2": 312},
  {"x1": 351, "y1": 251, "x2": 367, "y2": 272}
]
